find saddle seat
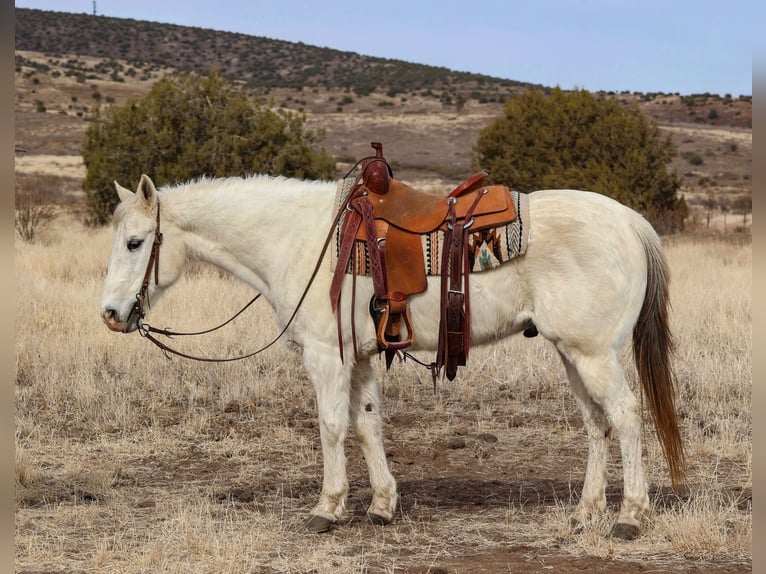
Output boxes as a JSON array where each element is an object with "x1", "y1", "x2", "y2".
[
  {"x1": 330, "y1": 142, "x2": 519, "y2": 380},
  {"x1": 360, "y1": 176, "x2": 514, "y2": 234}
]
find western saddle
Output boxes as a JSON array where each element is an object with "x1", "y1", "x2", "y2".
[{"x1": 330, "y1": 143, "x2": 519, "y2": 380}]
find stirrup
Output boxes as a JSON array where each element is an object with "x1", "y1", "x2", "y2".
[{"x1": 371, "y1": 297, "x2": 414, "y2": 352}]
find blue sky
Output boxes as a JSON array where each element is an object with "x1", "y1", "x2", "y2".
[{"x1": 15, "y1": 0, "x2": 754, "y2": 96}]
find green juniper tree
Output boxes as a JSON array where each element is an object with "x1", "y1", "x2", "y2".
[
  {"x1": 82, "y1": 70, "x2": 335, "y2": 225},
  {"x1": 473, "y1": 87, "x2": 687, "y2": 232}
]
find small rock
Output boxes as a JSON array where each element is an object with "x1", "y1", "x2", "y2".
[
  {"x1": 477, "y1": 433, "x2": 498, "y2": 443},
  {"x1": 232, "y1": 488, "x2": 255, "y2": 502},
  {"x1": 447, "y1": 437, "x2": 466, "y2": 449},
  {"x1": 508, "y1": 415, "x2": 524, "y2": 428}
]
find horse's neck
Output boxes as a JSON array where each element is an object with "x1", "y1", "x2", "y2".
[{"x1": 163, "y1": 177, "x2": 335, "y2": 296}]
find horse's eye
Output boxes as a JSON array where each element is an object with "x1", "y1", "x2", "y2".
[{"x1": 127, "y1": 238, "x2": 143, "y2": 252}]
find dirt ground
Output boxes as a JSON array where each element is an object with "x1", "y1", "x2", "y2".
[{"x1": 17, "y1": 366, "x2": 751, "y2": 573}]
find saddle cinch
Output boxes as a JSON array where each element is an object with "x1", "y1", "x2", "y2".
[{"x1": 330, "y1": 142, "x2": 518, "y2": 380}]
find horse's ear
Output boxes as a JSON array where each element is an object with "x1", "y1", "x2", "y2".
[
  {"x1": 114, "y1": 181, "x2": 134, "y2": 203},
  {"x1": 136, "y1": 174, "x2": 158, "y2": 208}
]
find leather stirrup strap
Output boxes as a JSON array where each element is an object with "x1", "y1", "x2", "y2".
[
  {"x1": 356, "y1": 196, "x2": 387, "y2": 299},
  {"x1": 330, "y1": 205, "x2": 362, "y2": 312},
  {"x1": 330, "y1": 190, "x2": 388, "y2": 363},
  {"x1": 330, "y1": 198, "x2": 363, "y2": 363}
]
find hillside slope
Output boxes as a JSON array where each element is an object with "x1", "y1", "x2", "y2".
[{"x1": 15, "y1": 7, "x2": 533, "y2": 102}]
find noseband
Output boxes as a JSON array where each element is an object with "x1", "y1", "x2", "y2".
[{"x1": 129, "y1": 201, "x2": 163, "y2": 328}]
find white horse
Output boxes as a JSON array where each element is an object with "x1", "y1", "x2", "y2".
[{"x1": 100, "y1": 173, "x2": 685, "y2": 540}]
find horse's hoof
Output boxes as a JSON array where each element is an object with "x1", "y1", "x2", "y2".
[
  {"x1": 610, "y1": 522, "x2": 640, "y2": 540},
  {"x1": 305, "y1": 514, "x2": 335, "y2": 533},
  {"x1": 368, "y1": 512, "x2": 392, "y2": 526}
]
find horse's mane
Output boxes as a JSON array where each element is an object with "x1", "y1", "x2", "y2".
[
  {"x1": 112, "y1": 174, "x2": 335, "y2": 225},
  {"x1": 164, "y1": 174, "x2": 333, "y2": 194}
]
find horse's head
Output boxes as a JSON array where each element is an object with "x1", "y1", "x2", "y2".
[{"x1": 100, "y1": 174, "x2": 185, "y2": 333}]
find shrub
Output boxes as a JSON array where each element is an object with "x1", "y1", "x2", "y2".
[
  {"x1": 15, "y1": 176, "x2": 59, "y2": 242},
  {"x1": 473, "y1": 87, "x2": 687, "y2": 232},
  {"x1": 81, "y1": 70, "x2": 336, "y2": 225}
]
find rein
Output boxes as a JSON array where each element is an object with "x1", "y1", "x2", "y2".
[{"x1": 134, "y1": 164, "x2": 370, "y2": 363}]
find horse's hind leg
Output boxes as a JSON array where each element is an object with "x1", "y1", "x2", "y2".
[
  {"x1": 561, "y1": 346, "x2": 649, "y2": 540},
  {"x1": 350, "y1": 358, "x2": 398, "y2": 525},
  {"x1": 559, "y1": 353, "x2": 610, "y2": 528}
]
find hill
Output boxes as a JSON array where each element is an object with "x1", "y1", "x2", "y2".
[
  {"x1": 15, "y1": 7, "x2": 535, "y2": 102},
  {"x1": 14, "y1": 7, "x2": 751, "y2": 231}
]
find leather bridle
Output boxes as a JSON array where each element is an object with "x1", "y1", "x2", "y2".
[
  {"x1": 126, "y1": 201, "x2": 163, "y2": 330},
  {"x1": 131, "y1": 165, "x2": 367, "y2": 363}
]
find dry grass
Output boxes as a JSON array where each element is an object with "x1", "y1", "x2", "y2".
[{"x1": 15, "y1": 214, "x2": 751, "y2": 572}]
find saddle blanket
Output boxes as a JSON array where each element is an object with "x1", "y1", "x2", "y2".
[{"x1": 331, "y1": 177, "x2": 530, "y2": 276}]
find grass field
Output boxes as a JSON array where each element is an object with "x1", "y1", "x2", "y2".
[{"x1": 15, "y1": 214, "x2": 751, "y2": 573}]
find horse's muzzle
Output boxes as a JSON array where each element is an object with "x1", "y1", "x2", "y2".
[{"x1": 102, "y1": 307, "x2": 139, "y2": 333}]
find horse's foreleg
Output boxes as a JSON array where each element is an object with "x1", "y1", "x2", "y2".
[
  {"x1": 564, "y1": 348, "x2": 649, "y2": 540},
  {"x1": 559, "y1": 353, "x2": 610, "y2": 528},
  {"x1": 303, "y1": 346, "x2": 352, "y2": 532},
  {"x1": 350, "y1": 358, "x2": 398, "y2": 525}
]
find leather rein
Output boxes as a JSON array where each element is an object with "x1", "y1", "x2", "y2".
[{"x1": 133, "y1": 166, "x2": 367, "y2": 363}]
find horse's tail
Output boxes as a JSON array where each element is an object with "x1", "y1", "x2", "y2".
[{"x1": 633, "y1": 224, "x2": 686, "y2": 491}]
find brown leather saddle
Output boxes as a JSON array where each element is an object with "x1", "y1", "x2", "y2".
[{"x1": 330, "y1": 143, "x2": 518, "y2": 380}]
